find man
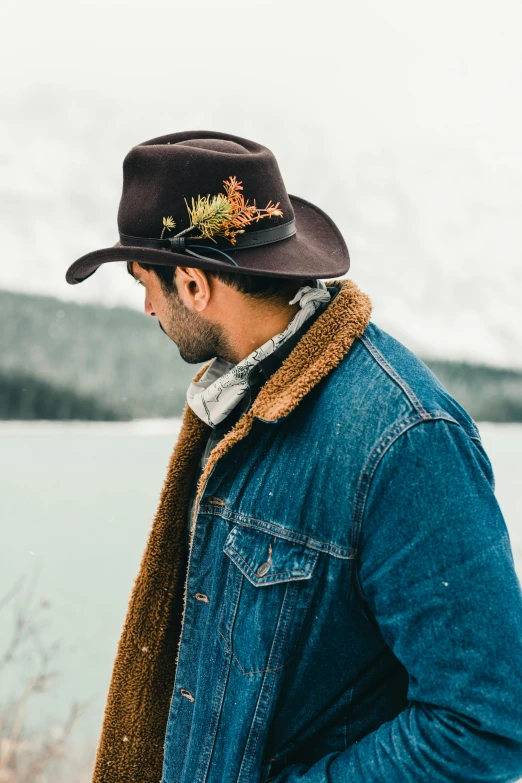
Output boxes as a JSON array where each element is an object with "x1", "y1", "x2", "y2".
[{"x1": 66, "y1": 130, "x2": 522, "y2": 783}]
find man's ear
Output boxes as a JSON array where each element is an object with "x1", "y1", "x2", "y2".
[{"x1": 176, "y1": 267, "x2": 211, "y2": 312}]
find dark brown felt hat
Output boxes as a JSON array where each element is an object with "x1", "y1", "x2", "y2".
[{"x1": 65, "y1": 130, "x2": 350, "y2": 284}]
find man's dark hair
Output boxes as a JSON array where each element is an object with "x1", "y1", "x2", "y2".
[{"x1": 127, "y1": 261, "x2": 314, "y2": 304}]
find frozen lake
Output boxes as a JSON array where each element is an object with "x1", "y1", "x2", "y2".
[{"x1": 0, "y1": 419, "x2": 521, "y2": 748}]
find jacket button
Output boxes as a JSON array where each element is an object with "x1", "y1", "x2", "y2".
[
  {"x1": 207, "y1": 496, "x2": 226, "y2": 507},
  {"x1": 180, "y1": 688, "x2": 195, "y2": 702},
  {"x1": 256, "y1": 543, "x2": 273, "y2": 576},
  {"x1": 195, "y1": 592, "x2": 210, "y2": 603}
]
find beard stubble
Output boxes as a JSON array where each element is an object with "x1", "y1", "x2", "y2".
[{"x1": 158, "y1": 287, "x2": 235, "y2": 365}]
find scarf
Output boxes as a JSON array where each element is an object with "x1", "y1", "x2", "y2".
[{"x1": 186, "y1": 280, "x2": 332, "y2": 427}]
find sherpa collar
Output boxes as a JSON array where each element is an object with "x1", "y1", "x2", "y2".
[{"x1": 90, "y1": 278, "x2": 373, "y2": 783}]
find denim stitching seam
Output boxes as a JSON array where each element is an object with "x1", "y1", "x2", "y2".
[
  {"x1": 360, "y1": 334, "x2": 430, "y2": 418},
  {"x1": 350, "y1": 415, "x2": 468, "y2": 604},
  {"x1": 201, "y1": 509, "x2": 355, "y2": 559},
  {"x1": 238, "y1": 584, "x2": 298, "y2": 782},
  {"x1": 225, "y1": 545, "x2": 318, "y2": 582}
]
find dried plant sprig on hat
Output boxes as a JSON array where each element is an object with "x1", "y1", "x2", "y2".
[
  {"x1": 184, "y1": 176, "x2": 283, "y2": 244},
  {"x1": 160, "y1": 216, "x2": 176, "y2": 239}
]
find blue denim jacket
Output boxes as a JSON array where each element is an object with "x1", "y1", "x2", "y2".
[
  {"x1": 160, "y1": 281, "x2": 522, "y2": 783},
  {"x1": 184, "y1": 286, "x2": 338, "y2": 552}
]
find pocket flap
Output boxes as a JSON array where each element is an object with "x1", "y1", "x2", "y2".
[{"x1": 224, "y1": 525, "x2": 319, "y2": 586}]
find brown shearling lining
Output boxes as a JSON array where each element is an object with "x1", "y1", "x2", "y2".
[{"x1": 91, "y1": 278, "x2": 372, "y2": 783}]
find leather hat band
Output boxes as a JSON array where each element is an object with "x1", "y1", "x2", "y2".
[{"x1": 119, "y1": 218, "x2": 296, "y2": 267}]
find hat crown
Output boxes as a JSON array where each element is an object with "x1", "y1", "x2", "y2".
[
  {"x1": 117, "y1": 130, "x2": 294, "y2": 241},
  {"x1": 65, "y1": 129, "x2": 350, "y2": 287},
  {"x1": 176, "y1": 138, "x2": 250, "y2": 154}
]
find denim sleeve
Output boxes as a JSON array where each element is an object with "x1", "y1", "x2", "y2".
[{"x1": 270, "y1": 419, "x2": 522, "y2": 783}]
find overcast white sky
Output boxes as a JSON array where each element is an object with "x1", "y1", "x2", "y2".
[
  {"x1": 3, "y1": 0, "x2": 522, "y2": 156},
  {"x1": 1, "y1": 0, "x2": 522, "y2": 365}
]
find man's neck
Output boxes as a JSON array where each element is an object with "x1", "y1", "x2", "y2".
[{"x1": 219, "y1": 301, "x2": 301, "y2": 365}]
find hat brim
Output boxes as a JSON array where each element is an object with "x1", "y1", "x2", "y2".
[{"x1": 65, "y1": 195, "x2": 350, "y2": 284}]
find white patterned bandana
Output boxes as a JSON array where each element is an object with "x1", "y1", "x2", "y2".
[{"x1": 186, "y1": 280, "x2": 331, "y2": 428}]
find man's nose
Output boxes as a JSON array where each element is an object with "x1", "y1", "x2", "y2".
[{"x1": 144, "y1": 296, "x2": 156, "y2": 317}]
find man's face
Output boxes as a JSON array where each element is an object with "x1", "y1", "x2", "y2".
[{"x1": 130, "y1": 262, "x2": 230, "y2": 364}]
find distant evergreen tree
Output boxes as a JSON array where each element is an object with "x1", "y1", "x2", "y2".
[
  {"x1": 0, "y1": 372, "x2": 127, "y2": 420},
  {"x1": 424, "y1": 360, "x2": 522, "y2": 423}
]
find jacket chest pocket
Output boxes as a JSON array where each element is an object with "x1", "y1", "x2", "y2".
[{"x1": 218, "y1": 524, "x2": 319, "y2": 675}]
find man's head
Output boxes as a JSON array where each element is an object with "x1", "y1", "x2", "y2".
[{"x1": 127, "y1": 261, "x2": 314, "y2": 365}]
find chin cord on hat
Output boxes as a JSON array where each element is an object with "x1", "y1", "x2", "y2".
[
  {"x1": 159, "y1": 232, "x2": 239, "y2": 266},
  {"x1": 186, "y1": 280, "x2": 331, "y2": 428}
]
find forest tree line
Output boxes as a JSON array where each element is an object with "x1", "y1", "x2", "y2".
[{"x1": 1, "y1": 289, "x2": 521, "y2": 422}]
